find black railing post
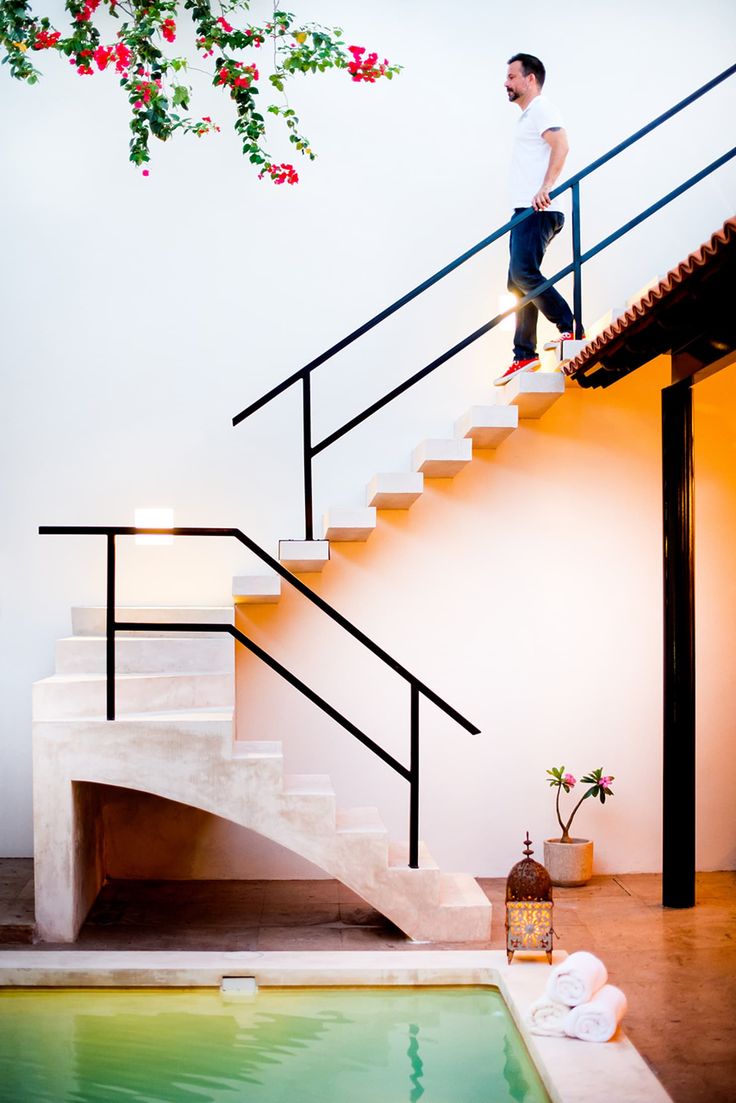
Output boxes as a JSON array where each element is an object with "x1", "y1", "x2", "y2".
[
  {"x1": 106, "y1": 533, "x2": 116, "y2": 721},
  {"x1": 302, "y1": 372, "x2": 314, "y2": 541},
  {"x1": 571, "y1": 181, "x2": 583, "y2": 339},
  {"x1": 662, "y1": 377, "x2": 696, "y2": 907},
  {"x1": 409, "y1": 684, "x2": 419, "y2": 868}
]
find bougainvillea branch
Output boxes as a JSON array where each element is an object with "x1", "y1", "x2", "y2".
[{"x1": 0, "y1": 0, "x2": 400, "y2": 179}]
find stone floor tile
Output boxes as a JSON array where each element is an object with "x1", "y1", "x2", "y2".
[
  {"x1": 340, "y1": 927, "x2": 414, "y2": 950},
  {"x1": 336, "y1": 883, "x2": 370, "y2": 904},
  {"x1": 0, "y1": 859, "x2": 32, "y2": 878},
  {"x1": 69, "y1": 926, "x2": 261, "y2": 951},
  {"x1": 338, "y1": 902, "x2": 386, "y2": 926},
  {"x1": 694, "y1": 875, "x2": 736, "y2": 903},
  {"x1": 257, "y1": 926, "x2": 343, "y2": 950},
  {"x1": 0, "y1": 904, "x2": 35, "y2": 926},
  {"x1": 260, "y1": 902, "x2": 340, "y2": 927},
  {"x1": 261, "y1": 878, "x2": 341, "y2": 903},
  {"x1": 552, "y1": 875, "x2": 631, "y2": 902},
  {"x1": 0, "y1": 925, "x2": 33, "y2": 945}
]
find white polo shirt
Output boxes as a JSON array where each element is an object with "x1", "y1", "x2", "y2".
[{"x1": 509, "y1": 95, "x2": 565, "y2": 212}]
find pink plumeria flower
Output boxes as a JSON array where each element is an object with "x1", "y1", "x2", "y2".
[
  {"x1": 600, "y1": 776, "x2": 613, "y2": 789},
  {"x1": 563, "y1": 773, "x2": 576, "y2": 787}
]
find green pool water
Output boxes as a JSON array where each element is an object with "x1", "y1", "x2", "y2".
[{"x1": 0, "y1": 986, "x2": 550, "y2": 1103}]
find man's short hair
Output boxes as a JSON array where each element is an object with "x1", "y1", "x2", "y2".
[{"x1": 508, "y1": 53, "x2": 546, "y2": 88}]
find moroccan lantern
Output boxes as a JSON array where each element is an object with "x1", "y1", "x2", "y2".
[{"x1": 505, "y1": 832, "x2": 554, "y2": 964}]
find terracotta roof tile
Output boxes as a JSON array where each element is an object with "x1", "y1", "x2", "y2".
[{"x1": 565, "y1": 217, "x2": 736, "y2": 380}]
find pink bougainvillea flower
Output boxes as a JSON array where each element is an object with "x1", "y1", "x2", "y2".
[
  {"x1": 93, "y1": 45, "x2": 113, "y2": 70},
  {"x1": 258, "y1": 161, "x2": 298, "y2": 185},
  {"x1": 32, "y1": 29, "x2": 61, "y2": 50},
  {"x1": 216, "y1": 16, "x2": 233, "y2": 33}
]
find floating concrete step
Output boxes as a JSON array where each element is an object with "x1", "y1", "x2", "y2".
[
  {"x1": 435, "y1": 872, "x2": 492, "y2": 941},
  {"x1": 454, "y1": 404, "x2": 518, "y2": 448},
  {"x1": 232, "y1": 574, "x2": 282, "y2": 605},
  {"x1": 98, "y1": 707, "x2": 234, "y2": 724},
  {"x1": 367, "y1": 472, "x2": 424, "y2": 509},
  {"x1": 231, "y1": 740, "x2": 283, "y2": 786},
  {"x1": 496, "y1": 372, "x2": 565, "y2": 418},
  {"x1": 71, "y1": 607, "x2": 233, "y2": 638},
  {"x1": 336, "y1": 806, "x2": 387, "y2": 835},
  {"x1": 549, "y1": 338, "x2": 590, "y2": 387},
  {"x1": 55, "y1": 634, "x2": 234, "y2": 676},
  {"x1": 411, "y1": 438, "x2": 472, "y2": 477},
  {"x1": 282, "y1": 774, "x2": 336, "y2": 828},
  {"x1": 335, "y1": 806, "x2": 388, "y2": 867},
  {"x1": 387, "y1": 841, "x2": 442, "y2": 908},
  {"x1": 231, "y1": 739, "x2": 283, "y2": 760},
  {"x1": 33, "y1": 671, "x2": 233, "y2": 720},
  {"x1": 388, "y1": 840, "x2": 439, "y2": 870},
  {"x1": 283, "y1": 773, "x2": 335, "y2": 797},
  {"x1": 551, "y1": 338, "x2": 589, "y2": 365},
  {"x1": 278, "y1": 540, "x2": 330, "y2": 573},
  {"x1": 33, "y1": 709, "x2": 236, "y2": 758},
  {"x1": 588, "y1": 305, "x2": 627, "y2": 340},
  {"x1": 323, "y1": 508, "x2": 376, "y2": 542},
  {"x1": 33, "y1": 706, "x2": 234, "y2": 726}
]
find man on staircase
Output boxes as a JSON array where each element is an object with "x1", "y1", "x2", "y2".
[{"x1": 494, "y1": 53, "x2": 579, "y2": 386}]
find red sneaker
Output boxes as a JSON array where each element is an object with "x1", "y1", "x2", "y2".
[
  {"x1": 543, "y1": 331, "x2": 585, "y2": 350},
  {"x1": 493, "y1": 357, "x2": 540, "y2": 386}
]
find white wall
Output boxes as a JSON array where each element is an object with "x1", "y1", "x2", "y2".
[{"x1": 1, "y1": 0, "x2": 735, "y2": 874}]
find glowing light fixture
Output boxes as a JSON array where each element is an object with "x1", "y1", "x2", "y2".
[
  {"x1": 505, "y1": 833, "x2": 554, "y2": 964},
  {"x1": 135, "y1": 507, "x2": 174, "y2": 546},
  {"x1": 499, "y1": 293, "x2": 519, "y2": 333}
]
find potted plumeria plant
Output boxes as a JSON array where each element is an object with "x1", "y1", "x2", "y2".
[{"x1": 543, "y1": 766, "x2": 615, "y2": 887}]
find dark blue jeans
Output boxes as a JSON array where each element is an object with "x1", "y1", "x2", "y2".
[{"x1": 507, "y1": 208, "x2": 574, "y2": 361}]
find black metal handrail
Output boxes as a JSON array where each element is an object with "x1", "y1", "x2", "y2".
[
  {"x1": 232, "y1": 63, "x2": 736, "y2": 539},
  {"x1": 40, "y1": 524, "x2": 480, "y2": 868}
]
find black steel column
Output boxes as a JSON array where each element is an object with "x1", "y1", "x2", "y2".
[
  {"x1": 302, "y1": 372, "x2": 314, "y2": 541},
  {"x1": 662, "y1": 377, "x2": 695, "y2": 907},
  {"x1": 106, "y1": 533, "x2": 116, "y2": 721},
  {"x1": 571, "y1": 182, "x2": 583, "y2": 339},
  {"x1": 409, "y1": 684, "x2": 419, "y2": 869}
]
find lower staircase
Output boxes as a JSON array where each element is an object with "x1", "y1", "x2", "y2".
[{"x1": 32, "y1": 607, "x2": 490, "y2": 943}]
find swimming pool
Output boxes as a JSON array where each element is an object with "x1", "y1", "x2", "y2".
[
  {"x1": 0, "y1": 949, "x2": 672, "y2": 1103},
  {"x1": 0, "y1": 985, "x2": 549, "y2": 1103}
]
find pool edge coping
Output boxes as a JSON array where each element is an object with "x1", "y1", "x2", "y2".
[{"x1": 0, "y1": 948, "x2": 671, "y2": 1103}]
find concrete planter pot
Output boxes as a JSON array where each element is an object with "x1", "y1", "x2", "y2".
[{"x1": 544, "y1": 838, "x2": 594, "y2": 887}]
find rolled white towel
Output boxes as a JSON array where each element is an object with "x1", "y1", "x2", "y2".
[
  {"x1": 564, "y1": 984, "x2": 628, "y2": 1042},
  {"x1": 545, "y1": 950, "x2": 608, "y2": 1007},
  {"x1": 527, "y1": 996, "x2": 569, "y2": 1037}
]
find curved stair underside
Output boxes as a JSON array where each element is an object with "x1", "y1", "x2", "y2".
[{"x1": 32, "y1": 610, "x2": 490, "y2": 944}]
